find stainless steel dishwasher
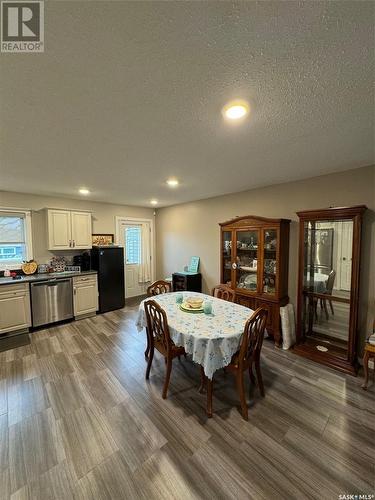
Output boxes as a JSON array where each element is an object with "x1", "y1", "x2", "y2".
[{"x1": 30, "y1": 278, "x2": 73, "y2": 327}]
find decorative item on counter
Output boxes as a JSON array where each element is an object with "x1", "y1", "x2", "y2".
[
  {"x1": 37, "y1": 264, "x2": 49, "y2": 274},
  {"x1": 4, "y1": 269, "x2": 11, "y2": 277},
  {"x1": 65, "y1": 266, "x2": 81, "y2": 272},
  {"x1": 92, "y1": 234, "x2": 114, "y2": 246},
  {"x1": 21, "y1": 260, "x2": 38, "y2": 275},
  {"x1": 50, "y1": 256, "x2": 67, "y2": 273}
]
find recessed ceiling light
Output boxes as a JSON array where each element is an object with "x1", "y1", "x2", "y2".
[
  {"x1": 150, "y1": 199, "x2": 158, "y2": 205},
  {"x1": 79, "y1": 188, "x2": 90, "y2": 195},
  {"x1": 166, "y1": 178, "x2": 179, "y2": 187},
  {"x1": 222, "y1": 100, "x2": 250, "y2": 120}
]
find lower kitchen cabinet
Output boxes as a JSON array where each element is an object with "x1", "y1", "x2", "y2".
[
  {"x1": 73, "y1": 275, "x2": 99, "y2": 319},
  {"x1": 0, "y1": 283, "x2": 31, "y2": 334}
]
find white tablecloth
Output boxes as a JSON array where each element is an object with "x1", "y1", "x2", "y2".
[{"x1": 136, "y1": 292, "x2": 254, "y2": 379}]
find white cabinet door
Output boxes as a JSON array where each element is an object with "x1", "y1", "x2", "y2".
[
  {"x1": 47, "y1": 210, "x2": 72, "y2": 250},
  {"x1": 71, "y1": 212, "x2": 92, "y2": 249},
  {"x1": 73, "y1": 277, "x2": 98, "y2": 317},
  {"x1": 0, "y1": 286, "x2": 31, "y2": 334}
]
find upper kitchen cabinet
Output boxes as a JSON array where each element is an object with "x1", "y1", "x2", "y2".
[{"x1": 47, "y1": 209, "x2": 92, "y2": 250}]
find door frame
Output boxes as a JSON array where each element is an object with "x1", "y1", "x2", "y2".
[{"x1": 115, "y1": 216, "x2": 156, "y2": 286}]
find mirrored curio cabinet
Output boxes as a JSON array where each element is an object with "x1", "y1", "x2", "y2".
[
  {"x1": 220, "y1": 215, "x2": 290, "y2": 347},
  {"x1": 294, "y1": 205, "x2": 367, "y2": 374}
]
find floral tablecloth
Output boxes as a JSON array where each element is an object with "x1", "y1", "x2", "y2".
[{"x1": 135, "y1": 292, "x2": 254, "y2": 379}]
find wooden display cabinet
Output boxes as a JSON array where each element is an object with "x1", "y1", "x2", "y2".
[
  {"x1": 220, "y1": 215, "x2": 290, "y2": 346},
  {"x1": 294, "y1": 205, "x2": 367, "y2": 375}
]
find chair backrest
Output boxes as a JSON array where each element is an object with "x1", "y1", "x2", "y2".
[
  {"x1": 325, "y1": 270, "x2": 336, "y2": 294},
  {"x1": 237, "y1": 307, "x2": 268, "y2": 368},
  {"x1": 144, "y1": 300, "x2": 173, "y2": 352},
  {"x1": 212, "y1": 284, "x2": 236, "y2": 303},
  {"x1": 147, "y1": 280, "x2": 172, "y2": 297}
]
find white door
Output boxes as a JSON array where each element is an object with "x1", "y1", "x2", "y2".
[
  {"x1": 339, "y1": 221, "x2": 353, "y2": 291},
  {"x1": 120, "y1": 224, "x2": 145, "y2": 298},
  {"x1": 47, "y1": 210, "x2": 71, "y2": 250},
  {"x1": 71, "y1": 212, "x2": 92, "y2": 249}
]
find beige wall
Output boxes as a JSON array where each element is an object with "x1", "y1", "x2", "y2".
[
  {"x1": 0, "y1": 190, "x2": 155, "y2": 264},
  {"x1": 156, "y1": 165, "x2": 375, "y2": 351}
]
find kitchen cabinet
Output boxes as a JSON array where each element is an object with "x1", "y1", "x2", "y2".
[
  {"x1": 47, "y1": 209, "x2": 92, "y2": 250},
  {"x1": 0, "y1": 283, "x2": 31, "y2": 334},
  {"x1": 73, "y1": 274, "x2": 98, "y2": 319}
]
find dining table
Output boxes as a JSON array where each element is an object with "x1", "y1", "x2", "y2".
[{"x1": 136, "y1": 291, "x2": 255, "y2": 383}]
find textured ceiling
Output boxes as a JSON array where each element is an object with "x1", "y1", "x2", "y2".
[{"x1": 0, "y1": 1, "x2": 374, "y2": 207}]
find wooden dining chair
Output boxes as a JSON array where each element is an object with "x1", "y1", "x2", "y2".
[
  {"x1": 147, "y1": 280, "x2": 172, "y2": 296},
  {"x1": 144, "y1": 280, "x2": 172, "y2": 359},
  {"x1": 212, "y1": 284, "x2": 236, "y2": 303},
  {"x1": 321, "y1": 270, "x2": 336, "y2": 319},
  {"x1": 144, "y1": 299, "x2": 185, "y2": 399},
  {"x1": 206, "y1": 307, "x2": 268, "y2": 420}
]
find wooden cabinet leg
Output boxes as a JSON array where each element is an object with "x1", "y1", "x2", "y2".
[{"x1": 362, "y1": 351, "x2": 370, "y2": 389}]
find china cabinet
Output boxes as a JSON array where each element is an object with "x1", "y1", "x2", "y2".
[
  {"x1": 220, "y1": 215, "x2": 290, "y2": 346},
  {"x1": 294, "y1": 205, "x2": 367, "y2": 375}
]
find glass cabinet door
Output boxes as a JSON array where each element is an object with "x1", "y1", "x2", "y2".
[
  {"x1": 222, "y1": 230, "x2": 232, "y2": 286},
  {"x1": 301, "y1": 219, "x2": 352, "y2": 359},
  {"x1": 234, "y1": 229, "x2": 259, "y2": 292},
  {"x1": 262, "y1": 228, "x2": 278, "y2": 295}
]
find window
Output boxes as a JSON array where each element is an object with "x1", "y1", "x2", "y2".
[
  {"x1": 0, "y1": 211, "x2": 33, "y2": 270},
  {"x1": 125, "y1": 226, "x2": 141, "y2": 264}
]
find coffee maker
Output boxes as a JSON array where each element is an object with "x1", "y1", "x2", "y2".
[{"x1": 73, "y1": 252, "x2": 91, "y2": 271}]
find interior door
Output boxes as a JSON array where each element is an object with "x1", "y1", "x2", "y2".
[
  {"x1": 119, "y1": 224, "x2": 145, "y2": 298},
  {"x1": 339, "y1": 221, "x2": 353, "y2": 291}
]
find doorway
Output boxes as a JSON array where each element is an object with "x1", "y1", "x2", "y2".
[{"x1": 116, "y1": 217, "x2": 154, "y2": 298}]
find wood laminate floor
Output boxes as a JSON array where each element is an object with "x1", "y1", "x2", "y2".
[{"x1": 0, "y1": 298, "x2": 374, "y2": 500}]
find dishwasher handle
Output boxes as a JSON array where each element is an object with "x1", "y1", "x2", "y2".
[{"x1": 31, "y1": 279, "x2": 72, "y2": 286}]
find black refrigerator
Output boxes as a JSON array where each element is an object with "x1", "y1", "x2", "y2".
[{"x1": 91, "y1": 246, "x2": 125, "y2": 313}]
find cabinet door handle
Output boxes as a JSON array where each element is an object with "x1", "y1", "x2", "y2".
[{"x1": 232, "y1": 262, "x2": 237, "y2": 270}]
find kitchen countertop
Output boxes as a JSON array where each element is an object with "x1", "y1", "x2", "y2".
[{"x1": 0, "y1": 270, "x2": 97, "y2": 286}]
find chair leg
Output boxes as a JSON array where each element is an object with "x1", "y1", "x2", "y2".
[
  {"x1": 144, "y1": 328, "x2": 150, "y2": 360},
  {"x1": 162, "y1": 357, "x2": 173, "y2": 399},
  {"x1": 207, "y1": 377, "x2": 213, "y2": 418},
  {"x1": 236, "y1": 372, "x2": 248, "y2": 421},
  {"x1": 255, "y1": 359, "x2": 265, "y2": 397},
  {"x1": 323, "y1": 299, "x2": 329, "y2": 320},
  {"x1": 329, "y1": 300, "x2": 334, "y2": 315},
  {"x1": 362, "y1": 351, "x2": 370, "y2": 390},
  {"x1": 249, "y1": 363, "x2": 256, "y2": 385},
  {"x1": 145, "y1": 345, "x2": 154, "y2": 380}
]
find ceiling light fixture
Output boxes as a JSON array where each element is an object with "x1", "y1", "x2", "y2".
[
  {"x1": 166, "y1": 178, "x2": 179, "y2": 187},
  {"x1": 222, "y1": 100, "x2": 250, "y2": 120},
  {"x1": 79, "y1": 188, "x2": 90, "y2": 195},
  {"x1": 150, "y1": 199, "x2": 158, "y2": 205}
]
